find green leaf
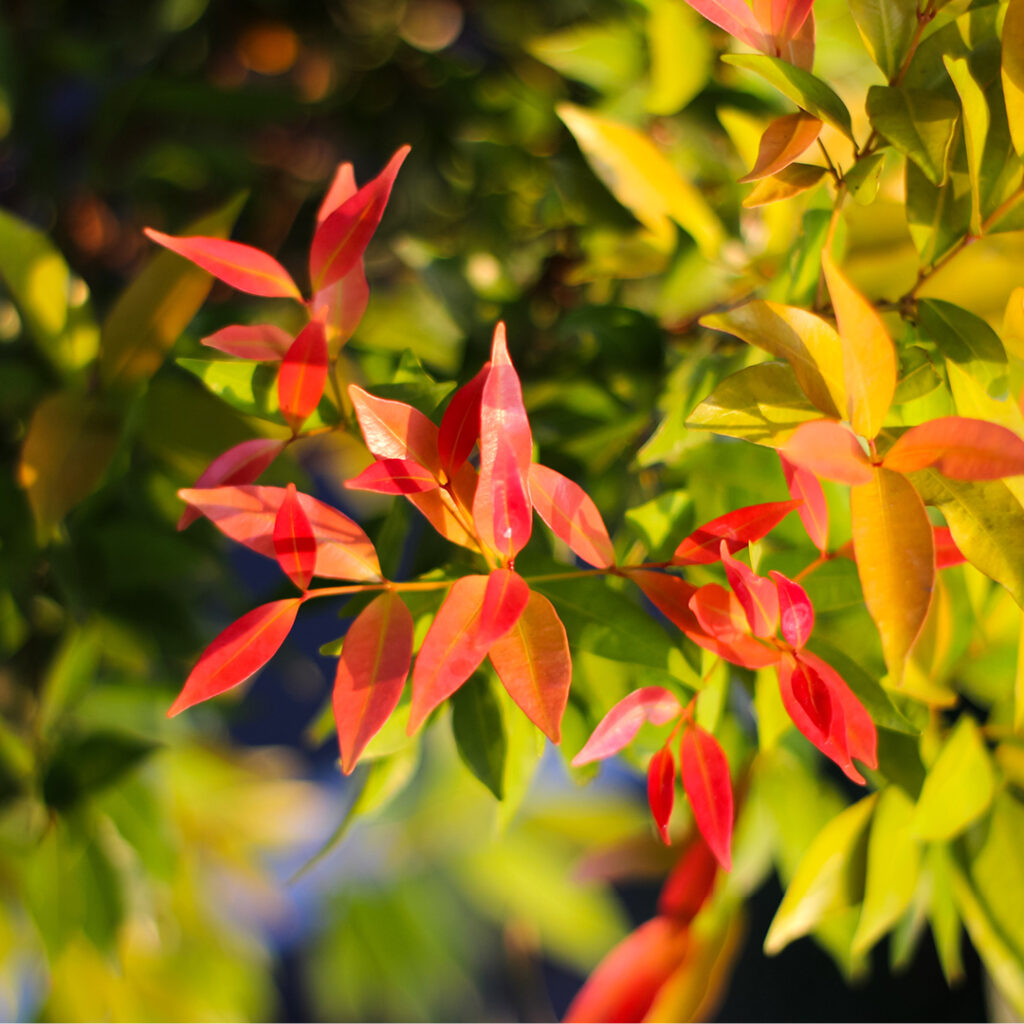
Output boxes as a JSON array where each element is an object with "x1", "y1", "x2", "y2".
[
  {"x1": 1003, "y1": 0, "x2": 1024, "y2": 157},
  {"x1": 645, "y1": 0, "x2": 711, "y2": 115},
  {"x1": 944, "y1": 56, "x2": 990, "y2": 234},
  {"x1": 911, "y1": 717, "x2": 995, "y2": 840},
  {"x1": 866, "y1": 86, "x2": 959, "y2": 186},
  {"x1": 37, "y1": 624, "x2": 101, "y2": 735},
  {"x1": 852, "y1": 786, "x2": 921, "y2": 954},
  {"x1": 0, "y1": 209, "x2": 98, "y2": 374},
  {"x1": 911, "y1": 470, "x2": 1024, "y2": 608},
  {"x1": 624, "y1": 490, "x2": 694, "y2": 559},
  {"x1": 41, "y1": 730, "x2": 158, "y2": 811},
  {"x1": 845, "y1": 151, "x2": 886, "y2": 205},
  {"x1": 848, "y1": 0, "x2": 917, "y2": 81},
  {"x1": 917, "y1": 298, "x2": 1007, "y2": 391},
  {"x1": 905, "y1": 157, "x2": 971, "y2": 266},
  {"x1": 764, "y1": 793, "x2": 877, "y2": 955},
  {"x1": 893, "y1": 344, "x2": 942, "y2": 404},
  {"x1": 528, "y1": 20, "x2": 643, "y2": 94},
  {"x1": 451, "y1": 673, "x2": 507, "y2": 800},
  {"x1": 176, "y1": 357, "x2": 339, "y2": 429},
  {"x1": 685, "y1": 362, "x2": 822, "y2": 445},
  {"x1": 927, "y1": 843, "x2": 965, "y2": 985},
  {"x1": 100, "y1": 192, "x2": 246, "y2": 391},
  {"x1": 721, "y1": 54, "x2": 854, "y2": 139}
]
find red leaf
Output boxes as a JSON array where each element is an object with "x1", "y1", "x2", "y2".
[
  {"x1": 201, "y1": 323, "x2": 293, "y2": 361},
  {"x1": 648, "y1": 746, "x2": 676, "y2": 845},
  {"x1": 571, "y1": 686, "x2": 682, "y2": 765},
  {"x1": 177, "y1": 438, "x2": 285, "y2": 530},
  {"x1": 178, "y1": 485, "x2": 382, "y2": 581},
  {"x1": 780, "y1": 453, "x2": 828, "y2": 553},
  {"x1": 344, "y1": 458, "x2": 440, "y2": 495},
  {"x1": 348, "y1": 384, "x2": 443, "y2": 475},
  {"x1": 882, "y1": 416, "x2": 1024, "y2": 479},
  {"x1": 316, "y1": 162, "x2": 357, "y2": 225},
  {"x1": 309, "y1": 145, "x2": 410, "y2": 292},
  {"x1": 563, "y1": 916, "x2": 691, "y2": 1024},
  {"x1": 720, "y1": 543, "x2": 779, "y2": 638},
  {"x1": 408, "y1": 572, "x2": 526, "y2": 733},
  {"x1": 628, "y1": 570, "x2": 780, "y2": 669},
  {"x1": 528, "y1": 464, "x2": 615, "y2": 569},
  {"x1": 658, "y1": 837, "x2": 719, "y2": 923},
  {"x1": 683, "y1": 0, "x2": 768, "y2": 50},
  {"x1": 168, "y1": 598, "x2": 301, "y2": 716},
  {"x1": 673, "y1": 500, "x2": 802, "y2": 565},
  {"x1": 782, "y1": 420, "x2": 874, "y2": 484},
  {"x1": 278, "y1": 321, "x2": 328, "y2": 432},
  {"x1": 438, "y1": 362, "x2": 489, "y2": 478},
  {"x1": 777, "y1": 651, "x2": 834, "y2": 749},
  {"x1": 801, "y1": 650, "x2": 877, "y2": 771},
  {"x1": 333, "y1": 592, "x2": 413, "y2": 774},
  {"x1": 680, "y1": 725, "x2": 734, "y2": 871},
  {"x1": 310, "y1": 263, "x2": 369, "y2": 349},
  {"x1": 768, "y1": 571, "x2": 814, "y2": 649},
  {"x1": 273, "y1": 482, "x2": 317, "y2": 590},
  {"x1": 489, "y1": 589, "x2": 571, "y2": 742},
  {"x1": 934, "y1": 525, "x2": 966, "y2": 568},
  {"x1": 472, "y1": 323, "x2": 534, "y2": 561},
  {"x1": 757, "y1": 0, "x2": 814, "y2": 46},
  {"x1": 688, "y1": 584, "x2": 749, "y2": 642},
  {"x1": 143, "y1": 228, "x2": 302, "y2": 300}
]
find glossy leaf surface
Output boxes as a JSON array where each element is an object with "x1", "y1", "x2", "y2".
[{"x1": 348, "y1": 384, "x2": 443, "y2": 475}]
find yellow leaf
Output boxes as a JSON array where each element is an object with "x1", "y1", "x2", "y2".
[
  {"x1": 557, "y1": 103, "x2": 724, "y2": 258},
  {"x1": 702, "y1": 300, "x2": 847, "y2": 418},
  {"x1": 738, "y1": 113, "x2": 822, "y2": 183},
  {"x1": 1003, "y1": 0, "x2": 1024, "y2": 157},
  {"x1": 850, "y1": 466, "x2": 934, "y2": 681},
  {"x1": 823, "y1": 252, "x2": 897, "y2": 438},
  {"x1": 741, "y1": 163, "x2": 826, "y2": 207},
  {"x1": 18, "y1": 391, "x2": 120, "y2": 539}
]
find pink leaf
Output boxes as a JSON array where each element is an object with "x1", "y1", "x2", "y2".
[
  {"x1": 683, "y1": 0, "x2": 770, "y2": 49},
  {"x1": 177, "y1": 438, "x2": 285, "y2": 530},
  {"x1": 168, "y1": 599, "x2": 301, "y2": 716},
  {"x1": 278, "y1": 321, "x2": 328, "y2": 432},
  {"x1": 720, "y1": 542, "x2": 779, "y2": 638},
  {"x1": 143, "y1": 228, "x2": 302, "y2": 300},
  {"x1": 528, "y1": 463, "x2": 615, "y2": 569},
  {"x1": 780, "y1": 453, "x2": 829, "y2": 553},
  {"x1": 688, "y1": 583, "x2": 749, "y2": 642},
  {"x1": 273, "y1": 482, "x2": 317, "y2": 590},
  {"x1": 309, "y1": 145, "x2": 410, "y2": 292},
  {"x1": 333, "y1": 592, "x2": 413, "y2": 774},
  {"x1": 768, "y1": 571, "x2": 814, "y2": 649},
  {"x1": 782, "y1": 420, "x2": 874, "y2": 485},
  {"x1": 311, "y1": 262, "x2": 369, "y2": 349},
  {"x1": 201, "y1": 323, "x2": 294, "y2": 361},
  {"x1": 571, "y1": 686, "x2": 682, "y2": 765},
  {"x1": 344, "y1": 458, "x2": 440, "y2": 495},
  {"x1": 316, "y1": 162, "x2": 357, "y2": 225},
  {"x1": 648, "y1": 746, "x2": 676, "y2": 845},
  {"x1": 680, "y1": 725, "x2": 734, "y2": 871}
]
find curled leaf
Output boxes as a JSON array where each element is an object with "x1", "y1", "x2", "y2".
[
  {"x1": 720, "y1": 542, "x2": 779, "y2": 638},
  {"x1": 739, "y1": 113, "x2": 822, "y2": 183},
  {"x1": 769, "y1": 571, "x2": 814, "y2": 649}
]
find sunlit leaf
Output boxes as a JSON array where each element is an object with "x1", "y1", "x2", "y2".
[
  {"x1": 680, "y1": 725, "x2": 733, "y2": 870},
  {"x1": 883, "y1": 417, "x2": 1024, "y2": 479},
  {"x1": 437, "y1": 362, "x2": 489, "y2": 478},
  {"x1": 866, "y1": 86, "x2": 959, "y2": 186},
  {"x1": 344, "y1": 458, "x2": 440, "y2": 494},
  {"x1": 348, "y1": 384, "x2": 443, "y2": 474},
  {"x1": 1003, "y1": 0, "x2": 1024, "y2": 157},
  {"x1": 742, "y1": 163, "x2": 827, "y2": 207},
  {"x1": 848, "y1": 0, "x2": 916, "y2": 81},
  {"x1": 782, "y1": 420, "x2": 874, "y2": 484},
  {"x1": 720, "y1": 543, "x2": 779, "y2": 638},
  {"x1": 168, "y1": 598, "x2": 302, "y2": 716},
  {"x1": 738, "y1": 113, "x2": 822, "y2": 183},
  {"x1": 273, "y1": 482, "x2": 317, "y2": 590},
  {"x1": 647, "y1": 746, "x2": 676, "y2": 845},
  {"x1": 770, "y1": 571, "x2": 814, "y2": 649},
  {"x1": 278, "y1": 321, "x2": 329, "y2": 432},
  {"x1": 571, "y1": 686, "x2": 682, "y2": 764},
  {"x1": 944, "y1": 56, "x2": 990, "y2": 234},
  {"x1": 529, "y1": 464, "x2": 615, "y2": 569},
  {"x1": 780, "y1": 453, "x2": 828, "y2": 552},
  {"x1": 201, "y1": 323, "x2": 293, "y2": 361},
  {"x1": 673, "y1": 499, "x2": 802, "y2": 565}
]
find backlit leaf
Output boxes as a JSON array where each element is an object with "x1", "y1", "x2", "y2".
[
  {"x1": 317, "y1": 162, "x2": 357, "y2": 224},
  {"x1": 143, "y1": 228, "x2": 302, "y2": 300},
  {"x1": 912, "y1": 716, "x2": 995, "y2": 840},
  {"x1": 201, "y1": 323, "x2": 293, "y2": 361},
  {"x1": 741, "y1": 164, "x2": 827, "y2": 207},
  {"x1": 348, "y1": 384, "x2": 443, "y2": 474},
  {"x1": 689, "y1": 584, "x2": 749, "y2": 642},
  {"x1": 437, "y1": 362, "x2": 489, "y2": 478},
  {"x1": 738, "y1": 113, "x2": 822, "y2": 182},
  {"x1": 848, "y1": 0, "x2": 916, "y2": 81},
  {"x1": 451, "y1": 673, "x2": 507, "y2": 800},
  {"x1": 720, "y1": 543, "x2": 779, "y2": 638},
  {"x1": 782, "y1": 420, "x2": 874, "y2": 484},
  {"x1": 1003, "y1": 0, "x2": 1024, "y2": 157},
  {"x1": 571, "y1": 686, "x2": 682, "y2": 765},
  {"x1": 333, "y1": 592, "x2": 413, "y2": 774},
  {"x1": 780, "y1": 453, "x2": 828, "y2": 552},
  {"x1": 673, "y1": 499, "x2": 802, "y2": 565},
  {"x1": 178, "y1": 484, "x2": 382, "y2": 581},
  {"x1": 273, "y1": 482, "x2": 317, "y2": 590},
  {"x1": 309, "y1": 145, "x2": 410, "y2": 292},
  {"x1": 648, "y1": 747, "x2": 676, "y2": 845},
  {"x1": 851, "y1": 467, "x2": 934, "y2": 681},
  {"x1": 822, "y1": 253, "x2": 897, "y2": 439},
  {"x1": 344, "y1": 458, "x2": 440, "y2": 494},
  {"x1": 680, "y1": 725, "x2": 734, "y2": 870},
  {"x1": 777, "y1": 651, "x2": 835, "y2": 754},
  {"x1": 529, "y1": 464, "x2": 615, "y2": 569},
  {"x1": 277, "y1": 321, "x2": 329, "y2": 432},
  {"x1": 917, "y1": 298, "x2": 1007, "y2": 391},
  {"x1": 944, "y1": 56, "x2": 990, "y2": 234},
  {"x1": 721, "y1": 54, "x2": 854, "y2": 138},
  {"x1": 882, "y1": 417, "x2": 1024, "y2": 479},
  {"x1": 702, "y1": 301, "x2": 846, "y2": 419},
  {"x1": 770, "y1": 571, "x2": 814, "y2": 649},
  {"x1": 933, "y1": 525, "x2": 966, "y2": 568},
  {"x1": 168, "y1": 598, "x2": 301, "y2": 716},
  {"x1": 682, "y1": 0, "x2": 766, "y2": 49},
  {"x1": 489, "y1": 590, "x2": 572, "y2": 743},
  {"x1": 764, "y1": 794, "x2": 877, "y2": 954},
  {"x1": 658, "y1": 837, "x2": 720, "y2": 922},
  {"x1": 866, "y1": 86, "x2": 959, "y2": 186}
]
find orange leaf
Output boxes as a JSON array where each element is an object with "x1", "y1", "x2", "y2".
[
  {"x1": 822, "y1": 252, "x2": 896, "y2": 438},
  {"x1": 882, "y1": 417, "x2": 1024, "y2": 479},
  {"x1": 850, "y1": 466, "x2": 935, "y2": 681},
  {"x1": 143, "y1": 229, "x2": 302, "y2": 300},
  {"x1": 311, "y1": 262, "x2": 369, "y2": 350},
  {"x1": 273, "y1": 482, "x2": 317, "y2": 590},
  {"x1": 201, "y1": 323, "x2": 293, "y2": 361},
  {"x1": 680, "y1": 726, "x2": 734, "y2": 871},
  {"x1": 648, "y1": 747, "x2": 676, "y2": 845},
  {"x1": 528, "y1": 463, "x2": 615, "y2": 569},
  {"x1": 672, "y1": 499, "x2": 802, "y2": 565},
  {"x1": 571, "y1": 685, "x2": 682, "y2": 764},
  {"x1": 178, "y1": 485, "x2": 382, "y2": 582},
  {"x1": 782, "y1": 420, "x2": 873, "y2": 484},
  {"x1": 780, "y1": 453, "x2": 828, "y2": 553},
  {"x1": 688, "y1": 583, "x2": 749, "y2": 642},
  {"x1": 333, "y1": 592, "x2": 413, "y2": 774},
  {"x1": 309, "y1": 145, "x2": 410, "y2": 292},
  {"x1": 489, "y1": 589, "x2": 571, "y2": 742},
  {"x1": 168, "y1": 598, "x2": 301, "y2": 716},
  {"x1": 277, "y1": 321, "x2": 328, "y2": 432},
  {"x1": 738, "y1": 113, "x2": 822, "y2": 182},
  {"x1": 682, "y1": 0, "x2": 767, "y2": 49},
  {"x1": 316, "y1": 162, "x2": 357, "y2": 225},
  {"x1": 348, "y1": 384, "x2": 443, "y2": 475}
]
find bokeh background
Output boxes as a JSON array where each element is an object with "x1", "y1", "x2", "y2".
[{"x1": 0, "y1": 0, "x2": 1001, "y2": 1019}]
